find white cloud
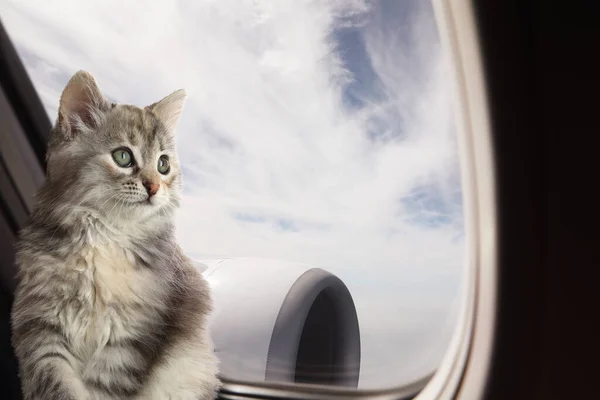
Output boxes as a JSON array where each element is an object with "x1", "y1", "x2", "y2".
[{"x1": 1, "y1": 0, "x2": 465, "y2": 389}]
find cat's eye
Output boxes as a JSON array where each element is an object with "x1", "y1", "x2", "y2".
[
  {"x1": 112, "y1": 148, "x2": 133, "y2": 168},
  {"x1": 157, "y1": 156, "x2": 170, "y2": 174}
]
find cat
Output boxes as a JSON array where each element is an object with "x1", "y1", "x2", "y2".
[{"x1": 11, "y1": 70, "x2": 219, "y2": 400}]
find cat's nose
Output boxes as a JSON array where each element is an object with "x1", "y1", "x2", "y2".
[{"x1": 143, "y1": 181, "x2": 160, "y2": 197}]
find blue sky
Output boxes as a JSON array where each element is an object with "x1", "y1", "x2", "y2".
[{"x1": 1, "y1": 0, "x2": 465, "y2": 389}]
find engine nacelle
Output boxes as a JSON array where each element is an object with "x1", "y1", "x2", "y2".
[{"x1": 195, "y1": 257, "x2": 361, "y2": 388}]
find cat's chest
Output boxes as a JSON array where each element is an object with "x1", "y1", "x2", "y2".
[{"x1": 63, "y1": 244, "x2": 162, "y2": 358}]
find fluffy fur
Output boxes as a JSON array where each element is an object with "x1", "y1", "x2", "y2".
[{"x1": 11, "y1": 71, "x2": 219, "y2": 399}]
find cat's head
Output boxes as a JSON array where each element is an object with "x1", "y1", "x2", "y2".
[{"x1": 44, "y1": 70, "x2": 186, "y2": 227}]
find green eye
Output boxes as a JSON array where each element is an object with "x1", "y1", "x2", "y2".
[
  {"x1": 158, "y1": 156, "x2": 170, "y2": 174},
  {"x1": 112, "y1": 148, "x2": 133, "y2": 167}
]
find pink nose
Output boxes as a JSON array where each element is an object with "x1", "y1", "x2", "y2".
[{"x1": 143, "y1": 181, "x2": 160, "y2": 197}]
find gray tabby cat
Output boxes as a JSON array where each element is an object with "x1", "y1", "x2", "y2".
[{"x1": 11, "y1": 70, "x2": 219, "y2": 399}]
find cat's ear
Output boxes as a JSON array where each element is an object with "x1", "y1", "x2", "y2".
[
  {"x1": 57, "y1": 70, "x2": 109, "y2": 139},
  {"x1": 146, "y1": 89, "x2": 187, "y2": 133}
]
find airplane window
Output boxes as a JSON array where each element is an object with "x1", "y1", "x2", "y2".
[{"x1": 1, "y1": 0, "x2": 465, "y2": 391}]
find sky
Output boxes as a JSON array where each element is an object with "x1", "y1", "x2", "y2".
[{"x1": 1, "y1": 0, "x2": 466, "y2": 389}]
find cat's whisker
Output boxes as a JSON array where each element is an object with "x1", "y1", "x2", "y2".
[
  {"x1": 106, "y1": 194, "x2": 124, "y2": 223},
  {"x1": 47, "y1": 193, "x2": 92, "y2": 243},
  {"x1": 98, "y1": 192, "x2": 121, "y2": 212},
  {"x1": 115, "y1": 196, "x2": 129, "y2": 221}
]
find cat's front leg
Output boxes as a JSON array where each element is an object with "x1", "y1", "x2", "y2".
[
  {"x1": 135, "y1": 327, "x2": 220, "y2": 400},
  {"x1": 20, "y1": 360, "x2": 89, "y2": 400},
  {"x1": 12, "y1": 317, "x2": 90, "y2": 400}
]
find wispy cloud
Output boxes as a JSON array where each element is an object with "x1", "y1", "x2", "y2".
[{"x1": 2, "y1": 0, "x2": 464, "y2": 388}]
